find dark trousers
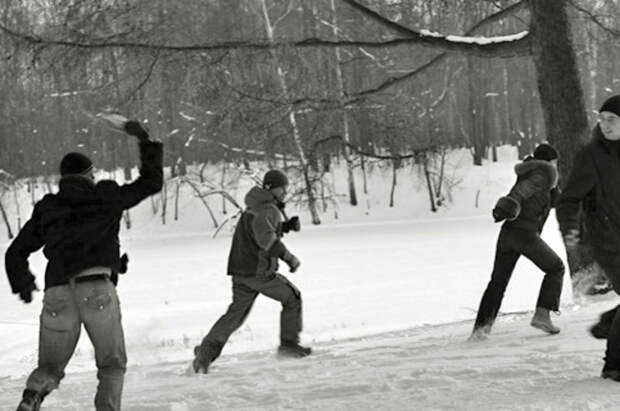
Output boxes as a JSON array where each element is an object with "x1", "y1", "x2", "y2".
[
  {"x1": 25, "y1": 278, "x2": 126, "y2": 411},
  {"x1": 198, "y1": 273, "x2": 302, "y2": 362},
  {"x1": 591, "y1": 248, "x2": 620, "y2": 369},
  {"x1": 474, "y1": 226, "x2": 565, "y2": 330}
]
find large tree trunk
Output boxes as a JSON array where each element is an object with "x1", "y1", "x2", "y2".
[
  {"x1": 529, "y1": 0, "x2": 589, "y2": 179},
  {"x1": 529, "y1": 0, "x2": 592, "y2": 284}
]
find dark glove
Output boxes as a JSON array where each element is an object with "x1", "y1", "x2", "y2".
[
  {"x1": 492, "y1": 196, "x2": 520, "y2": 223},
  {"x1": 282, "y1": 250, "x2": 301, "y2": 273},
  {"x1": 119, "y1": 253, "x2": 129, "y2": 274},
  {"x1": 124, "y1": 120, "x2": 150, "y2": 142},
  {"x1": 282, "y1": 216, "x2": 301, "y2": 234},
  {"x1": 18, "y1": 282, "x2": 37, "y2": 304},
  {"x1": 492, "y1": 207, "x2": 509, "y2": 223}
]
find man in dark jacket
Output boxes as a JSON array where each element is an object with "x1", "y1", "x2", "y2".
[
  {"x1": 192, "y1": 169, "x2": 309, "y2": 374},
  {"x1": 470, "y1": 143, "x2": 565, "y2": 341},
  {"x1": 557, "y1": 95, "x2": 620, "y2": 381},
  {"x1": 7, "y1": 117, "x2": 163, "y2": 411}
]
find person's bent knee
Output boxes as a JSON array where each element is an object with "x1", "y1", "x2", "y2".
[
  {"x1": 547, "y1": 259, "x2": 565, "y2": 277},
  {"x1": 283, "y1": 290, "x2": 301, "y2": 308},
  {"x1": 97, "y1": 366, "x2": 126, "y2": 380}
]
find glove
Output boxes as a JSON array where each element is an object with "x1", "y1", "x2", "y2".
[
  {"x1": 124, "y1": 120, "x2": 150, "y2": 142},
  {"x1": 492, "y1": 207, "x2": 510, "y2": 223},
  {"x1": 563, "y1": 229, "x2": 580, "y2": 248},
  {"x1": 119, "y1": 253, "x2": 129, "y2": 274},
  {"x1": 282, "y1": 250, "x2": 301, "y2": 273},
  {"x1": 492, "y1": 196, "x2": 520, "y2": 223},
  {"x1": 18, "y1": 282, "x2": 37, "y2": 304},
  {"x1": 282, "y1": 216, "x2": 301, "y2": 234}
]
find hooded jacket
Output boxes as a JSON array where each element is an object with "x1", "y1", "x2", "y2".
[
  {"x1": 557, "y1": 126, "x2": 620, "y2": 252},
  {"x1": 503, "y1": 158, "x2": 559, "y2": 233},
  {"x1": 227, "y1": 186, "x2": 290, "y2": 277},
  {"x1": 5, "y1": 140, "x2": 163, "y2": 293}
]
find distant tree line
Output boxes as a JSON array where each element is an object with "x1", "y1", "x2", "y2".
[{"x1": 0, "y1": 0, "x2": 618, "y2": 223}]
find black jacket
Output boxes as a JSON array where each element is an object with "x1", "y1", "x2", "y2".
[
  {"x1": 557, "y1": 126, "x2": 620, "y2": 252},
  {"x1": 227, "y1": 186, "x2": 290, "y2": 277},
  {"x1": 5, "y1": 140, "x2": 163, "y2": 293},
  {"x1": 504, "y1": 158, "x2": 559, "y2": 233}
]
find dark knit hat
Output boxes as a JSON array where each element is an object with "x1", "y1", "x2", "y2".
[
  {"x1": 60, "y1": 152, "x2": 93, "y2": 176},
  {"x1": 599, "y1": 95, "x2": 620, "y2": 117},
  {"x1": 263, "y1": 169, "x2": 288, "y2": 190},
  {"x1": 533, "y1": 143, "x2": 558, "y2": 162}
]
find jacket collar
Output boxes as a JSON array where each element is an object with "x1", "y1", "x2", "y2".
[
  {"x1": 592, "y1": 125, "x2": 620, "y2": 154},
  {"x1": 57, "y1": 175, "x2": 97, "y2": 203},
  {"x1": 514, "y1": 158, "x2": 559, "y2": 188}
]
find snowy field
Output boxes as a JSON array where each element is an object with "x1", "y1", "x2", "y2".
[{"x1": 1, "y1": 147, "x2": 618, "y2": 410}]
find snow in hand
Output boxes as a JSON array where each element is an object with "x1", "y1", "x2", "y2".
[{"x1": 0, "y1": 147, "x2": 618, "y2": 410}]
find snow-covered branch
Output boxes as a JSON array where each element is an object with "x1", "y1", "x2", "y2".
[{"x1": 344, "y1": 0, "x2": 530, "y2": 100}]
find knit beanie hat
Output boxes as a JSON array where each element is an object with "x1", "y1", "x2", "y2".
[
  {"x1": 60, "y1": 152, "x2": 93, "y2": 176},
  {"x1": 599, "y1": 95, "x2": 620, "y2": 117},
  {"x1": 533, "y1": 143, "x2": 558, "y2": 162},
  {"x1": 262, "y1": 169, "x2": 288, "y2": 190}
]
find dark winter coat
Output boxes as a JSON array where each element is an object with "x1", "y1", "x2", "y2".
[
  {"x1": 227, "y1": 186, "x2": 290, "y2": 277},
  {"x1": 5, "y1": 141, "x2": 163, "y2": 293},
  {"x1": 503, "y1": 158, "x2": 559, "y2": 233},
  {"x1": 557, "y1": 126, "x2": 620, "y2": 252}
]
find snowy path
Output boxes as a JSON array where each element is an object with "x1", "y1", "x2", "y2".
[{"x1": 1, "y1": 298, "x2": 618, "y2": 411}]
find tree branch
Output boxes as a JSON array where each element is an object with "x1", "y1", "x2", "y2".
[
  {"x1": 569, "y1": 0, "x2": 620, "y2": 37},
  {"x1": 0, "y1": 1, "x2": 530, "y2": 58},
  {"x1": 311, "y1": 135, "x2": 437, "y2": 160},
  {"x1": 344, "y1": 0, "x2": 530, "y2": 100}
]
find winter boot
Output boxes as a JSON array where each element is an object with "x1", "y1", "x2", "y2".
[
  {"x1": 192, "y1": 345, "x2": 212, "y2": 374},
  {"x1": 530, "y1": 307, "x2": 560, "y2": 334},
  {"x1": 589, "y1": 309, "x2": 617, "y2": 339},
  {"x1": 16, "y1": 389, "x2": 42, "y2": 411},
  {"x1": 468, "y1": 325, "x2": 491, "y2": 342},
  {"x1": 602, "y1": 365, "x2": 620, "y2": 381},
  {"x1": 590, "y1": 321, "x2": 610, "y2": 340},
  {"x1": 278, "y1": 341, "x2": 312, "y2": 358}
]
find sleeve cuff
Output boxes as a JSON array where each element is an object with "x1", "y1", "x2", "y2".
[{"x1": 268, "y1": 240, "x2": 288, "y2": 258}]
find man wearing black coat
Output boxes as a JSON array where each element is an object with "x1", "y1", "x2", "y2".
[
  {"x1": 470, "y1": 144, "x2": 565, "y2": 341},
  {"x1": 7, "y1": 117, "x2": 163, "y2": 411},
  {"x1": 557, "y1": 95, "x2": 620, "y2": 381}
]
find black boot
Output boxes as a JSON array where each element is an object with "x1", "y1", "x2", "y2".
[
  {"x1": 16, "y1": 389, "x2": 42, "y2": 411},
  {"x1": 589, "y1": 308, "x2": 617, "y2": 339},
  {"x1": 192, "y1": 345, "x2": 212, "y2": 374},
  {"x1": 602, "y1": 364, "x2": 620, "y2": 381},
  {"x1": 192, "y1": 341, "x2": 224, "y2": 374},
  {"x1": 278, "y1": 340, "x2": 312, "y2": 358},
  {"x1": 590, "y1": 322, "x2": 610, "y2": 339}
]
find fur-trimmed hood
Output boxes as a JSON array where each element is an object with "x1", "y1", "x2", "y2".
[{"x1": 514, "y1": 158, "x2": 558, "y2": 189}]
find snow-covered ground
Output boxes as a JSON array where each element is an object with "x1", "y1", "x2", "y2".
[
  {"x1": 1, "y1": 297, "x2": 618, "y2": 410},
  {"x1": 1, "y1": 147, "x2": 618, "y2": 410}
]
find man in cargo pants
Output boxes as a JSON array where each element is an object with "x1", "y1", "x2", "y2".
[{"x1": 192, "y1": 169, "x2": 310, "y2": 374}]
